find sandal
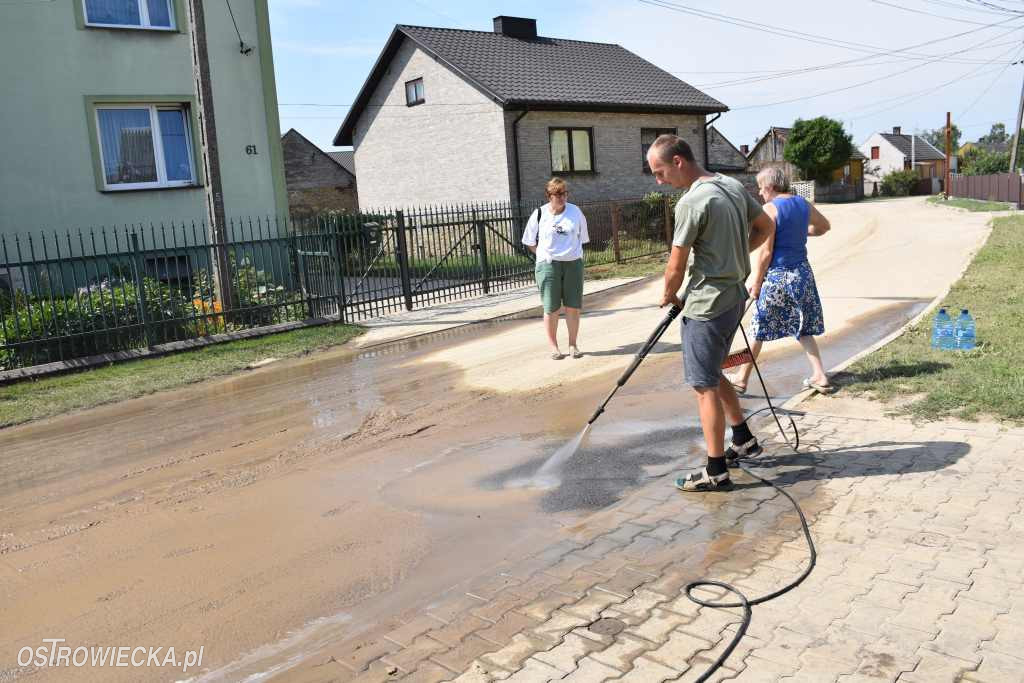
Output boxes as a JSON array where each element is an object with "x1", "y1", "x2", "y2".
[
  {"x1": 551, "y1": 351, "x2": 565, "y2": 360},
  {"x1": 569, "y1": 346, "x2": 583, "y2": 359},
  {"x1": 803, "y1": 377, "x2": 835, "y2": 394},
  {"x1": 724, "y1": 373, "x2": 747, "y2": 394}
]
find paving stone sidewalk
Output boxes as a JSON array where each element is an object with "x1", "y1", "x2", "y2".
[{"x1": 279, "y1": 400, "x2": 1024, "y2": 683}]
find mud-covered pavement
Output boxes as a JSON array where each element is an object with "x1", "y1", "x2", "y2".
[{"x1": 0, "y1": 198, "x2": 994, "y2": 681}]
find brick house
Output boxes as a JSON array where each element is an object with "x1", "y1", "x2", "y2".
[
  {"x1": 333, "y1": 16, "x2": 728, "y2": 208},
  {"x1": 281, "y1": 129, "x2": 358, "y2": 214}
]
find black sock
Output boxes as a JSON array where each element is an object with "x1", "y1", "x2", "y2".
[
  {"x1": 731, "y1": 420, "x2": 754, "y2": 445},
  {"x1": 706, "y1": 457, "x2": 728, "y2": 476}
]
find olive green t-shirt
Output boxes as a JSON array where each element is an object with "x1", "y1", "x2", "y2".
[{"x1": 672, "y1": 174, "x2": 764, "y2": 321}]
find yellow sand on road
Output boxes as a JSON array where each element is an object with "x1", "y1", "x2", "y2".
[{"x1": 419, "y1": 197, "x2": 991, "y2": 392}]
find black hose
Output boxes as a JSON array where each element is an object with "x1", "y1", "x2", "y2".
[
  {"x1": 588, "y1": 300, "x2": 815, "y2": 682},
  {"x1": 682, "y1": 308, "x2": 816, "y2": 682}
]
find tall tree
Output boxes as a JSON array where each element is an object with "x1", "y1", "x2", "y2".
[
  {"x1": 979, "y1": 123, "x2": 1008, "y2": 144},
  {"x1": 783, "y1": 117, "x2": 854, "y2": 183},
  {"x1": 923, "y1": 124, "x2": 961, "y2": 152}
]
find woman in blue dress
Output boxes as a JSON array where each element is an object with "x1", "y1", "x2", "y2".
[{"x1": 726, "y1": 167, "x2": 834, "y2": 394}]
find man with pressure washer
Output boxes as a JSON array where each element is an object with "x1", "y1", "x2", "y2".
[{"x1": 647, "y1": 135, "x2": 776, "y2": 492}]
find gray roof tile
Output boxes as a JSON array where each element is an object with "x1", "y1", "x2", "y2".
[
  {"x1": 881, "y1": 133, "x2": 945, "y2": 161},
  {"x1": 398, "y1": 25, "x2": 727, "y2": 112},
  {"x1": 335, "y1": 23, "x2": 726, "y2": 144},
  {"x1": 327, "y1": 150, "x2": 356, "y2": 175}
]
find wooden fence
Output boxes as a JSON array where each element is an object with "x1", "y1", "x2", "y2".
[{"x1": 949, "y1": 173, "x2": 1023, "y2": 208}]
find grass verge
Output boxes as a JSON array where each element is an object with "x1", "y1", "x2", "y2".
[
  {"x1": 927, "y1": 195, "x2": 1016, "y2": 212},
  {"x1": 586, "y1": 253, "x2": 667, "y2": 280},
  {"x1": 0, "y1": 322, "x2": 363, "y2": 428},
  {"x1": 835, "y1": 214, "x2": 1023, "y2": 423}
]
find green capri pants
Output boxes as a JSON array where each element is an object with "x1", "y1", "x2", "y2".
[{"x1": 535, "y1": 259, "x2": 584, "y2": 314}]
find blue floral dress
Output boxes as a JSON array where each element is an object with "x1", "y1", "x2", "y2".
[{"x1": 750, "y1": 196, "x2": 825, "y2": 341}]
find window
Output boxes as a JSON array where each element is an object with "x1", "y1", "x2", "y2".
[
  {"x1": 84, "y1": 0, "x2": 175, "y2": 30},
  {"x1": 95, "y1": 104, "x2": 196, "y2": 190},
  {"x1": 641, "y1": 128, "x2": 676, "y2": 173},
  {"x1": 405, "y1": 78, "x2": 425, "y2": 106},
  {"x1": 549, "y1": 128, "x2": 594, "y2": 173},
  {"x1": 870, "y1": 146, "x2": 880, "y2": 160}
]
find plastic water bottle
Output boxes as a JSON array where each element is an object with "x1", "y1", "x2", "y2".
[
  {"x1": 931, "y1": 308, "x2": 954, "y2": 350},
  {"x1": 956, "y1": 309, "x2": 976, "y2": 350}
]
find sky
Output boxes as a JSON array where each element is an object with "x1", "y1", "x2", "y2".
[{"x1": 267, "y1": 0, "x2": 1024, "y2": 152}]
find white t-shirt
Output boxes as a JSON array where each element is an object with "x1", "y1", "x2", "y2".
[{"x1": 521, "y1": 203, "x2": 590, "y2": 263}]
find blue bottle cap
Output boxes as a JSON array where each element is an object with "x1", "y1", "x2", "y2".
[
  {"x1": 961, "y1": 309, "x2": 969, "y2": 315},
  {"x1": 938, "y1": 308, "x2": 947, "y2": 314}
]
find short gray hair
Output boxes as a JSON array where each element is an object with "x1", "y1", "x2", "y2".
[{"x1": 756, "y1": 166, "x2": 790, "y2": 193}]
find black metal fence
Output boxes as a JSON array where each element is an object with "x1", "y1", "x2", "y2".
[{"x1": 0, "y1": 196, "x2": 672, "y2": 371}]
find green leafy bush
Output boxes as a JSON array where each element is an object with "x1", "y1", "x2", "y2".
[
  {"x1": 1, "y1": 278, "x2": 193, "y2": 369},
  {"x1": 193, "y1": 256, "x2": 304, "y2": 329},
  {"x1": 880, "y1": 169, "x2": 918, "y2": 197}
]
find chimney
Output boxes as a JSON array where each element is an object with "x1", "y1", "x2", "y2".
[
  {"x1": 740, "y1": 144, "x2": 749, "y2": 156},
  {"x1": 493, "y1": 16, "x2": 537, "y2": 40},
  {"x1": 893, "y1": 126, "x2": 902, "y2": 135}
]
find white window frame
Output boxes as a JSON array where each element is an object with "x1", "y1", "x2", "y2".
[
  {"x1": 94, "y1": 104, "x2": 197, "y2": 191},
  {"x1": 82, "y1": 0, "x2": 176, "y2": 31}
]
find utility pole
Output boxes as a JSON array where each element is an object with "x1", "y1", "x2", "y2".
[
  {"x1": 1010, "y1": 64, "x2": 1024, "y2": 174},
  {"x1": 186, "y1": 0, "x2": 234, "y2": 309},
  {"x1": 945, "y1": 112, "x2": 952, "y2": 200}
]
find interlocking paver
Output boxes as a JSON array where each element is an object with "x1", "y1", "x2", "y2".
[
  {"x1": 532, "y1": 632, "x2": 604, "y2": 674},
  {"x1": 324, "y1": 409, "x2": 1024, "y2": 682}
]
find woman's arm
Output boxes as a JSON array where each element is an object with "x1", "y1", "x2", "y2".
[
  {"x1": 748, "y1": 205, "x2": 777, "y2": 299},
  {"x1": 808, "y1": 203, "x2": 831, "y2": 236}
]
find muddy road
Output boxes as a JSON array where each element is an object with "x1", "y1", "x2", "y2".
[{"x1": 0, "y1": 198, "x2": 992, "y2": 681}]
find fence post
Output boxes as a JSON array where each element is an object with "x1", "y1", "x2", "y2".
[
  {"x1": 663, "y1": 196, "x2": 673, "y2": 249},
  {"x1": 473, "y1": 207, "x2": 491, "y2": 294},
  {"x1": 129, "y1": 232, "x2": 151, "y2": 347},
  {"x1": 394, "y1": 210, "x2": 414, "y2": 311},
  {"x1": 332, "y1": 217, "x2": 347, "y2": 322},
  {"x1": 610, "y1": 202, "x2": 622, "y2": 263}
]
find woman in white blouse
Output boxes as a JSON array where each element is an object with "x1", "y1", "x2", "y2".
[{"x1": 522, "y1": 178, "x2": 590, "y2": 359}]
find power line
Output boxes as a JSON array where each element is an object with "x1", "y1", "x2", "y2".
[
  {"x1": 959, "y1": 49, "x2": 1024, "y2": 117},
  {"x1": 835, "y1": 43, "x2": 1022, "y2": 122},
  {"x1": 636, "y1": 0, "x2": 1023, "y2": 62},
  {"x1": 693, "y1": 36, "x2": 1021, "y2": 89},
  {"x1": 870, "y1": 0, "x2": 1002, "y2": 24},
  {"x1": 726, "y1": 24, "x2": 1024, "y2": 111}
]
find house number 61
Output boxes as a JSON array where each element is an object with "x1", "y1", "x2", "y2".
[{"x1": 246, "y1": 145, "x2": 258, "y2": 155}]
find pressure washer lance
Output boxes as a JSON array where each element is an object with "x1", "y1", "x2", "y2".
[{"x1": 580, "y1": 301, "x2": 816, "y2": 683}]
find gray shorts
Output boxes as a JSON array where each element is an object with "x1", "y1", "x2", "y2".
[{"x1": 681, "y1": 301, "x2": 745, "y2": 388}]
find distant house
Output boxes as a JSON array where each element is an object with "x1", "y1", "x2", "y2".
[
  {"x1": 281, "y1": 129, "x2": 358, "y2": 215},
  {"x1": 327, "y1": 150, "x2": 356, "y2": 176},
  {"x1": 860, "y1": 127, "x2": 946, "y2": 188},
  {"x1": 707, "y1": 126, "x2": 748, "y2": 172},
  {"x1": 334, "y1": 16, "x2": 728, "y2": 207},
  {"x1": 747, "y1": 126, "x2": 792, "y2": 174},
  {"x1": 746, "y1": 126, "x2": 864, "y2": 200}
]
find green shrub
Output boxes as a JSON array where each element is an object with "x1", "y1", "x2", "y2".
[
  {"x1": 1, "y1": 278, "x2": 193, "y2": 370},
  {"x1": 193, "y1": 256, "x2": 305, "y2": 329},
  {"x1": 880, "y1": 169, "x2": 918, "y2": 197}
]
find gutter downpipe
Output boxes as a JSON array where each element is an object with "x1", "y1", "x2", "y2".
[
  {"x1": 512, "y1": 109, "x2": 529, "y2": 204},
  {"x1": 704, "y1": 112, "x2": 722, "y2": 168}
]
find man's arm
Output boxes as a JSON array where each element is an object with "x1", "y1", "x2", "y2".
[
  {"x1": 748, "y1": 210, "x2": 775, "y2": 252},
  {"x1": 660, "y1": 244, "x2": 690, "y2": 308}
]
